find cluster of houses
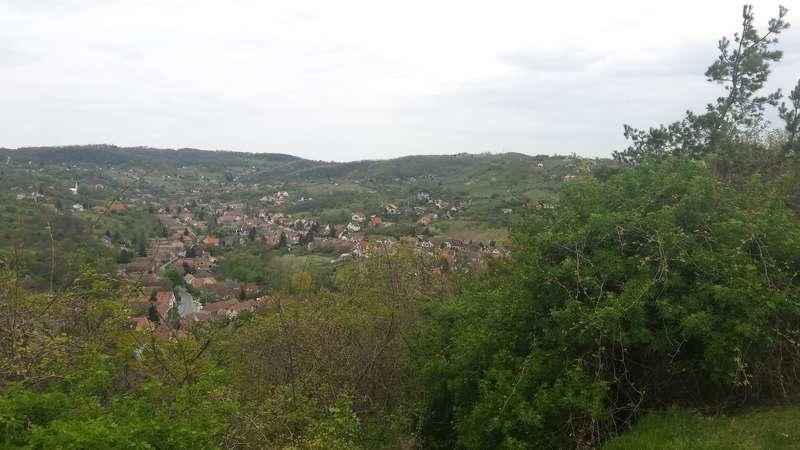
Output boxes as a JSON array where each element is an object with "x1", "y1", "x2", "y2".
[
  {"x1": 10, "y1": 169, "x2": 520, "y2": 341},
  {"x1": 131, "y1": 286, "x2": 266, "y2": 339}
]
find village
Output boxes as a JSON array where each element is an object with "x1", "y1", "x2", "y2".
[
  {"x1": 3, "y1": 153, "x2": 578, "y2": 340},
  {"x1": 25, "y1": 175, "x2": 520, "y2": 338}
]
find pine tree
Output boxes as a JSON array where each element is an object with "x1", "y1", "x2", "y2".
[
  {"x1": 147, "y1": 301, "x2": 160, "y2": 323},
  {"x1": 137, "y1": 237, "x2": 147, "y2": 257},
  {"x1": 615, "y1": 5, "x2": 790, "y2": 164},
  {"x1": 277, "y1": 232, "x2": 287, "y2": 249}
]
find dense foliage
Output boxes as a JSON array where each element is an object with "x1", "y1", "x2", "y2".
[
  {"x1": 0, "y1": 246, "x2": 457, "y2": 449},
  {"x1": 2, "y1": 4, "x2": 800, "y2": 449},
  {"x1": 413, "y1": 158, "x2": 800, "y2": 448}
]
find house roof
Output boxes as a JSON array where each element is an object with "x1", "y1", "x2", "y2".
[
  {"x1": 156, "y1": 290, "x2": 174, "y2": 303},
  {"x1": 204, "y1": 299, "x2": 259, "y2": 316},
  {"x1": 155, "y1": 291, "x2": 175, "y2": 318}
]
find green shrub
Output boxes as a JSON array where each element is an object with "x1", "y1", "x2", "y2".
[{"x1": 414, "y1": 158, "x2": 800, "y2": 448}]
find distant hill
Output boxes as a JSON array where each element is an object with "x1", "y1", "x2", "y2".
[
  {"x1": 0, "y1": 145, "x2": 614, "y2": 187},
  {"x1": 0, "y1": 144, "x2": 307, "y2": 171}
]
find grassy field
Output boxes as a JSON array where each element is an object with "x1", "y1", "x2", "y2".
[
  {"x1": 428, "y1": 219, "x2": 508, "y2": 244},
  {"x1": 263, "y1": 252, "x2": 336, "y2": 291},
  {"x1": 603, "y1": 406, "x2": 800, "y2": 450}
]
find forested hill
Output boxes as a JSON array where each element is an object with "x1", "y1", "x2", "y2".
[
  {"x1": 0, "y1": 145, "x2": 311, "y2": 173},
  {"x1": 0, "y1": 144, "x2": 611, "y2": 187}
]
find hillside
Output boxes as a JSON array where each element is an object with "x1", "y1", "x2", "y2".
[
  {"x1": 0, "y1": 145, "x2": 608, "y2": 185},
  {"x1": 1, "y1": 145, "x2": 613, "y2": 232},
  {"x1": 0, "y1": 145, "x2": 321, "y2": 179},
  {"x1": 1, "y1": 145, "x2": 610, "y2": 288}
]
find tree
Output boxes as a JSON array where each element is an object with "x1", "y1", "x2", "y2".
[
  {"x1": 136, "y1": 233, "x2": 147, "y2": 257},
  {"x1": 115, "y1": 249, "x2": 132, "y2": 264},
  {"x1": 166, "y1": 304, "x2": 181, "y2": 330},
  {"x1": 779, "y1": 78, "x2": 800, "y2": 152},
  {"x1": 704, "y1": 5, "x2": 788, "y2": 141},
  {"x1": 225, "y1": 246, "x2": 455, "y2": 446},
  {"x1": 277, "y1": 232, "x2": 287, "y2": 249},
  {"x1": 615, "y1": 5, "x2": 790, "y2": 164},
  {"x1": 415, "y1": 158, "x2": 800, "y2": 448},
  {"x1": 147, "y1": 301, "x2": 160, "y2": 323},
  {"x1": 163, "y1": 267, "x2": 183, "y2": 287}
]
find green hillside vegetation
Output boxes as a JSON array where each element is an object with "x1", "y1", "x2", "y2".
[
  {"x1": 1, "y1": 146, "x2": 584, "y2": 234},
  {"x1": 0, "y1": 147, "x2": 584, "y2": 249},
  {"x1": 2, "y1": 4, "x2": 800, "y2": 449},
  {"x1": 603, "y1": 406, "x2": 800, "y2": 450},
  {"x1": 0, "y1": 145, "x2": 304, "y2": 171},
  {"x1": 217, "y1": 247, "x2": 334, "y2": 292}
]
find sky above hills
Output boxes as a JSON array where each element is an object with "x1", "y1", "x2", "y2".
[{"x1": 2, "y1": 0, "x2": 799, "y2": 161}]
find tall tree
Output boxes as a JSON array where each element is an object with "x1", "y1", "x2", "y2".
[
  {"x1": 615, "y1": 5, "x2": 790, "y2": 164},
  {"x1": 147, "y1": 301, "x2": 160, "y2": 323},
  {"x1": 136, "y1": 232, "x2": 147, "y2": 257},
  {"x1": 779, "y1": 78, "x2": 800, "y2": 152},
  {"x1": 277, "y1": 232, "x2": 287, "y2": 249}
]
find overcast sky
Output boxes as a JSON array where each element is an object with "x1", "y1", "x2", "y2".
[{"x1": 1, "y1": 1, "x2": 799, "y2": 161}]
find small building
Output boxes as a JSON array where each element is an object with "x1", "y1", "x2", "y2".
[
  {"x1": 109, "y1": 202, "x2": 127, "y2": 212},
  {"x1": 155, "y1": 291, "x2": 176, "y2": 319},
  {"x1": 203, "y1": 235, "x2": 221, "y2": 246}
]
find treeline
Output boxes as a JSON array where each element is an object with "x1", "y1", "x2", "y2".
[
  {"x1": 0, "y1": 247, "x2": 459, "y2": 448},
  {"x1": 0, "y1": 145, "x2": 304, "y2": 172}
]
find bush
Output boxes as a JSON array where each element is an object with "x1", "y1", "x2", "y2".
[{"x1": 414, "y1": 158, "x2": 800, "y2": 448}]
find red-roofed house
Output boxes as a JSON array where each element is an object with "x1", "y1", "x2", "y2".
[
  {"x1": 109, "y1": 202, "x2": 127, "y2": 212},
  {"x1": 155, "y1": 291, "x2": 176, "y2": 319},
  {"x1": 204, "y1": 299, "x2": 260, "y2": 319}
]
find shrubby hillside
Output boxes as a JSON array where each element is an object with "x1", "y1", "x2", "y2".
[{"x1": 2, "y1": 4, "x2": 800, "y2": 449}]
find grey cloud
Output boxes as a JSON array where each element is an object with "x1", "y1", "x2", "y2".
[
  {"x1": 500, "y1": 47, "x2": 604, "y2": 72},
  {"x1": 1, "y1": 1, "x2": 799, "y2": 162}
]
